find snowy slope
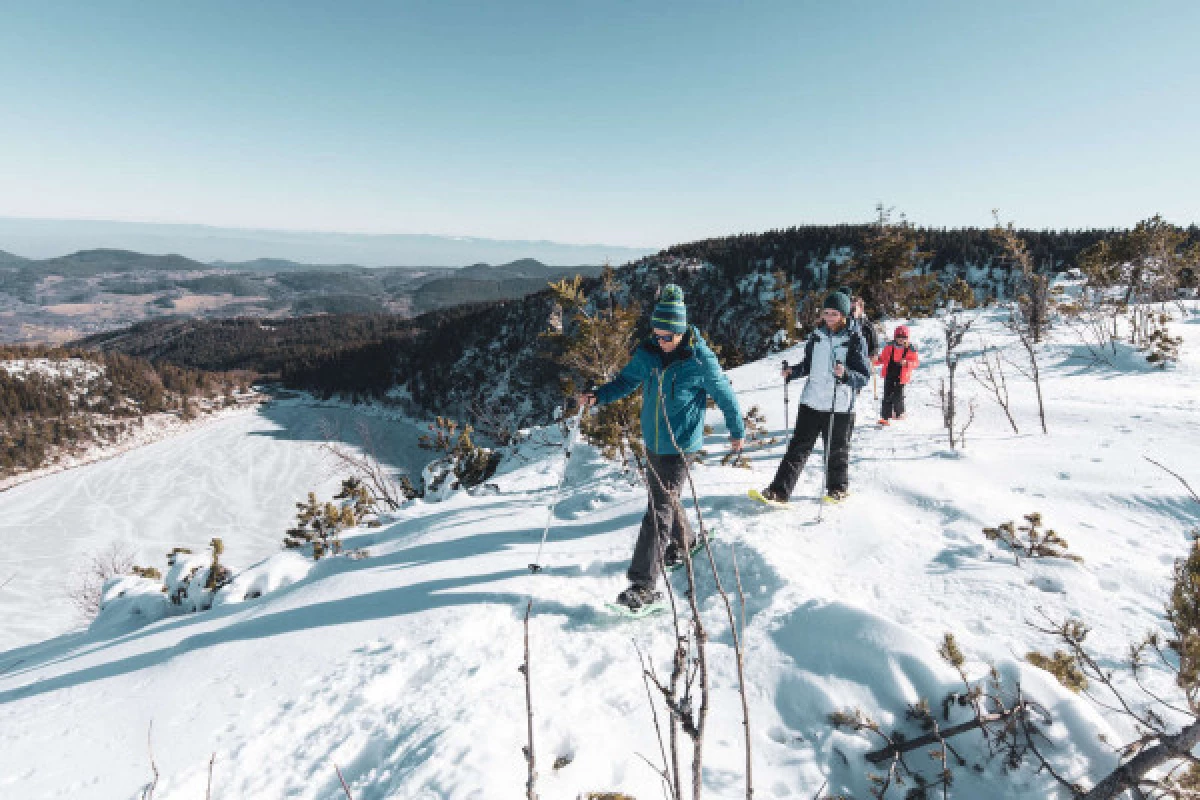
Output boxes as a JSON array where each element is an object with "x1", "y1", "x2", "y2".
[
  {"x1": 0, "y1": 400, "x2": 426, "y2": 652},
  {"x1": 2, "y1": 305, "x2": 1199, "y2": 799}
]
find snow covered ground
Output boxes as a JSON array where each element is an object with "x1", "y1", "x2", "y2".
[
  {"x1": 2, "y1": 304, "x2": 1199, "y2": 799},
  {"x1": 0, "y1": 399, "x2": 426, "y2": 651}
]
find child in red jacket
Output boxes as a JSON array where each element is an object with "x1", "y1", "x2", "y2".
[{"x1": 874, "y1": 325, "x2": 919, "y2": 424}]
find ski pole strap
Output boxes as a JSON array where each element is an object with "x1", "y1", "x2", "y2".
[{"x1": 529, "y1": 407, "x2": 586, "y2": 573}]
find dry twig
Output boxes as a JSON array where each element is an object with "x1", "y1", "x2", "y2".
[
  {"x1": 334, "y1": 763, "x2": 354, "y2": 799},
  {"x1": 141, "y1": 721, "x2": 159, "y2": 800},
  {"x1": 521, "y1": 599, "x2": 538, "y2": 800}
]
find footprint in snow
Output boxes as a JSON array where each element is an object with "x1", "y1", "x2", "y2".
[{"x1": 1031, "y1": 574, "x2": 1067, "y2": 593}]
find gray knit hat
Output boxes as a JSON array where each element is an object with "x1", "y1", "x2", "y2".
[
  {"x1": 822, "y1": 291, "x2": 851, "y2": 317},
  {"x1": 652, "y1": 284, "x2": 688, "y2": 333}
]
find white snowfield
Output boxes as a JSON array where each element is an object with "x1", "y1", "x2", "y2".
[{"x1": 2, "y1": 305, "x2": 1199, "y2": 799}]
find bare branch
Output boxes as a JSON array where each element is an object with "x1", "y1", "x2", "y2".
[
  {"x1": 1144, "y1": 456, "x2": 1200, "y2": 505},
  {"x1": 521, "y1": 600, "x2": 538, "y2": 800},
  {"x1": 141, "y1": 721, "x2": 159, "y2": 800},
  {"x1": 969, "y1": 340, "x2": 1019, "y2": 434},
  {"x1": 654, "y1": 373, "x2": 754, "y2": 799},
  {"x1": 1083, "y1": 719, "x2": 1200, "y2": 800},
  {"x1": 864, "y1": 707, "x2": 1024, "y2": 764},
  {"x1": 334, "y1": 763, "x2": 354, "y2": 799},
  {"x1": 636, "y1": 642, "x2": 678, "y2": 800}
]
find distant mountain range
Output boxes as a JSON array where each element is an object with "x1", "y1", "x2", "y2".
[
  {"x1": 0, "y1": 246, "x2": 608, "y2": 343},
  {"x1": 0, "y1": 217, "x2": 655, "y2": 267}
]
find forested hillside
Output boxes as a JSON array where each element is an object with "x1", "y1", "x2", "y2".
[
  {"x1": 0, "y1": 345, "x2": 249, "y2": 477},
  {"x1": 82, "y1": 220, "x2": 1200, "y2": 438}
]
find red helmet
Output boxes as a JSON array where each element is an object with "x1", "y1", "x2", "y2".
[{"x1": 894, "y1": 325, "x2": 910, "y2": 338}]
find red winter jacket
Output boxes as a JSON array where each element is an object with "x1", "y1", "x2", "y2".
[{"x1": 874, "y1": 342, "x2": 919, "y2": 384}]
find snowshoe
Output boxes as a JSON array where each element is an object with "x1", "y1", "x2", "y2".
[
  {"x1": 877, "y1": 418, "x2": 890, "y2": 426},
  {"x1": 664, "y1": 533, "x2": 716, "y2": 573},
  {"x1": 605, "y1": 585, "x2": 666, "y2": 618},
  {"x1": 748, "y1": 488, "x2": 789, "y2": 508},
  {"x1": 821, "y1": 489, "x2": 851, "y2": 504}
]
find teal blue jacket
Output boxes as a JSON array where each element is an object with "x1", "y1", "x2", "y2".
[{"x1": 593, "y1": 326, "x2": 745, "y2": 455}]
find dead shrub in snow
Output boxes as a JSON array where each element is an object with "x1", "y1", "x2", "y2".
[{"x1": 67, "y1": 540, "x2": 138, "y2": 619}]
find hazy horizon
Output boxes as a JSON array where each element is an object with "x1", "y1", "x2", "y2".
[
  {"x1": 0, "y1": 216, "x2": 657, "y2": 267},
  {"x1": 2, "y1": 2, "x2": 1196, "y2": 247}
]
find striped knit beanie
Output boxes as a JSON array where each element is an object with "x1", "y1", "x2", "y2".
[
  {"x1": 652, "y1": 284, "x2": 688, "y2": 333},
  {"x1": 822, "y1": 290, "x2": 851, "y2": 317}
]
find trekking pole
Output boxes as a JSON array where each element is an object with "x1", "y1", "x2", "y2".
[
  {"x1": 529, "y1": 404, "x2": 587, "y2": 573},
  {"x1": 816, "y1": 361, "x2": 841, "y2": 523},
  {"x1": 782, "y1": 359, "x2": 790, "y2": 441}
]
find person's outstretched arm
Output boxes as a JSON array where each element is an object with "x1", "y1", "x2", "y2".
[
  {"x1": 700, "y1": 348, "x2": 745, "y2": 443},
  {"x1": 590, "y1": 348, "x2": 651, "y2": 406}
]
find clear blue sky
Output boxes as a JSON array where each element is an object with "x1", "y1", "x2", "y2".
[{"x1": 0, "y1": 1, "x2": 1196, "y2": 247}]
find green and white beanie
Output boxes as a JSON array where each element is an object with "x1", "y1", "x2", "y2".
[{"x1": 652, "y1": 284, "x2": 688, "y2": 333}]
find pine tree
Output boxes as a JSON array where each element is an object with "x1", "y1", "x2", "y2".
[
  {"x1": 767, "y1": 270, "x2": 800, "y2": 349},
  {"x1": 546, "y1": 267, "x2": 645, "y2": 470},
  {"x1": 844, "y1": 204, "x2": 936, "y2": 318}
]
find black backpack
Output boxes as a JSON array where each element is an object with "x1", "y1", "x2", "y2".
[{"x1": 860, "y1": 319, "x2": 881, "y2": 359}]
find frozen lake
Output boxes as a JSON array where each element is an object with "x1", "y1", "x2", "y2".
[{"x1": 0, "y1": 400, "x2": 425, "y2": 651}]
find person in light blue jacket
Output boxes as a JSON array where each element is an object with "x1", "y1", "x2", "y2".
[
  {"x1": 758, "y1": 291, "x2": 870, "y2": 505},
  {"x1": 578, "y1": 284, "x2": 744, "y2": 612}
]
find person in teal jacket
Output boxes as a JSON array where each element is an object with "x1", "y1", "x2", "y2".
[{"x1": 577, "y1": 284, "x2": 744, "y2": 612}]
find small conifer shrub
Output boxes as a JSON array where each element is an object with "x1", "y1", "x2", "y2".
[
  {"x1": 284, "y1": 491, "x2": 353, "y2": 560},
  {"x1": 1146, "y1": 312, "x2": 1183, "y2": 368},
  {"x1": 1025, "y1": 649, "x2": 1088, "y2": 692},
  {"x1": 983, "y1": 512, "x2": 1081, "y2": 566},
  {"x1": 205, "y1": 537, "x2": 233, "y2": 591},
  {"x1": 721, "y1": 405, "x2": 775, "y2": 468}
]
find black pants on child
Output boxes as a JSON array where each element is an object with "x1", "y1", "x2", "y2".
[
  {"x1": 881, "y1": 379, "x2": 906, "y2": 419},
  {"x1": 628, "y1": 451, "x2": 693, "y2": 588},
  {"x1": 768, "y1": 403, "x2": 854, "y2": 501}
]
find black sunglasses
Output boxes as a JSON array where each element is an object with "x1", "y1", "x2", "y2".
[{"x1": 655, "y1": 332, "x2": 677, "y2": 342}]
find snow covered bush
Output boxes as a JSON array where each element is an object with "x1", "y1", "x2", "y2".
[
  {"x1": 90, "y1": 574, "x2": 170, "y2": 635},
  {"x1": 418, "y1": 417, "x2": 500, "y2": 496}
]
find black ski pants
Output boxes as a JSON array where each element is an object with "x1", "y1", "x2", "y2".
[
  {"x1": 768, "y1": 403, "x2": 854, "y2": 501},
  {"x1": 881, "y1": 379, "x2": 906, "y2": 419},
  {"x1": 628, "y1": 451, "x2": 693, "y2": 589}
]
